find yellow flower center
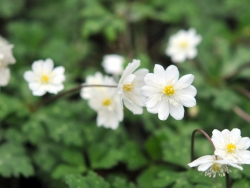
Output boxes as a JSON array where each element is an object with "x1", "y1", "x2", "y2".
[
  {"x1": 123, "y1": 83, "x2": 133, "y2": 92},
  {"x1": 102, "y1": 99, "x2": 111, "y2": 106},
  {"x1": 227, "y1": 143, "x2": 236, "y2": 153},
  {"x1": 211, "y1": 163, "x2": 221, "y2": 172},
  {"x1": 163, "y1": 85, "x2": 175, "y2": 96},
  {"x1": 179, "y1": 41, "x2": 188, "y2": 48},
  {"x1": 41, "y1": 75, "x2": 49, "y2": 83}
]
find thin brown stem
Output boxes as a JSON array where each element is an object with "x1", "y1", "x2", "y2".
[
  {"x1": 191, "y1": 129, "x2": 215, "y2": 161},
  {"x1": 35, "y1": 84, "x2": 118, "y2": 110},
  {"x1": 233, "y1": 105, "x2": 250, "y2": 123}
]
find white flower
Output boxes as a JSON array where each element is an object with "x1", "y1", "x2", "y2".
[
  {"x1": 0, "y1": 36, "x2": 16, "y2": 66},
  {"x1": 102, "y1": 54, "x2": 125, "y2": 75},
  {"x1": 211, "y1": 128, "x2": 250, "y2": 164},
  {"x1": 188, "y1": 155, "x2": 242, "y2": 178},
  {"x1": 0, "y1": 67, "x2": 10, "y2": 86},
  {"x1": 141, "y1": 64, "x2": 197, "y2": 120},
  {"x1": 24, "y1": 58, "x2": 65, "y2": 96},
  {"x1": 166, "y1": 28, "x2": 202, "y2": 63},
  {"x1": 118, "y1": 59, "x2": 149, "y2": 114},
  {"x1": 88, "y1": 76, "x2": 123, "y2": 129},
  {"x1": 80, "y1": 72, "x2": 106, "y2": 100},
  {"x1": 0, "y1": 36, "x2": 16, "y2": 86}
]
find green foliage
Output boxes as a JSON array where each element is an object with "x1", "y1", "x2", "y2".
[
  {"x1": 0, "y1": 0, "x2": 250, "y2": 187},
  {"x1": 65, "y1": 172, "x2": 110, "y2": 188}
]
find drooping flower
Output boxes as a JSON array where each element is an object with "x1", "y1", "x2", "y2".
[
  {"x1": 166, "y1": 28, "x2": 202, "y2": 63},
  {"x1": 141, "y1": 64, "x2": 197, "y2": 120},
  {"x1": 0, "y1": 36, "x2": 16, "y2": 86},
  {"x1": 80, "y1": 72, "x2": 106, "y2": 100},
  {"x1": 118, "y1": 59, "x2": 149, "y2": 114},
  {"x1": 24, "y1": 59, "x2": 65, "y2": 96},
  {"x1": 211, "y1": 128, "x2": 250, "y2": 164},
  {"x1": 188, "y1": 155, "x2": 242, "y2": 178},
  {"x1": 102, "y1": 54, "x2": 125, "y2": 75},
  {"x1": 88, "y1": 75, "x2": 123, "y2": 129}
]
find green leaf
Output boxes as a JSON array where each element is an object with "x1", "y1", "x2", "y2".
[
  {"x1": 122, "y1": 141, "x2": 147, "y2": 170},
  {"x1": 65, "y1": 172, "x2": 110, "y2": 188},
  {"x1": 0, "y1": 143, "x2": 34, "y2": 177},
  {"x1": 111, "y1": 177, "x2": 136, "y2": 188}
]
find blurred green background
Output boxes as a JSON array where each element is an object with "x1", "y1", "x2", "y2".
[{"x1": 1, "y1": 0, "x2": 250, "y2": 187}]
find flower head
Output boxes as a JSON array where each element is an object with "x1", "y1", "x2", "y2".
[
  {"x1": 166, "y1": 28, "x2": 202, "y2": 63},
  {"x1": 0, "y1": 36, "x2": 16, "y2": 86},
  {"x1": 118, "y1": 59, "x2": 148, "y2": 114},
  {"x1": 211, "y1": 128, "x2": 250, "y2": 164},
  {"x1": 88, "y1": 76, "x2": 123, "y2": 129},
  {"x1": 102, "y1": 54, "x2": 125, "y2": 75},
  {"x1": 188, "y1": 155, "x2": 242, "y2": 178},
  {"x1": 141, "y1": 64, "x2": 197, "y2": 120},
  {"x1": 24, "y1": 59, "x2": 65, "y2": 96}
]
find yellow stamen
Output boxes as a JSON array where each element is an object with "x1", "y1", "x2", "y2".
[
  {"x1": 102, "y1": 99, "x2": 111, "y2": 106},
  {"x1": 41, "y1": 75, "x2": 49, "y2": 83},
  {"x1": 227, "y1": 143, "x2": 236, "y2": 153},
  {"x1": 179, "y1": 41, "x2": 188, "y2": 48},
  {"x1": 123, "y1": 84, "x2": 133, "y2": 92},
  {"x1": 163, "y1": 85, "x2": 175, "y2": 96},
  {"x1": 211, "y1": 163, "x2": 221, "y2": 172}
]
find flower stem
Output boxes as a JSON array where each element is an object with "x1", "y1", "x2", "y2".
[
  {"x1": 35, "y1": 84, "x2": 118, "y2": 110},
  {"x1": 191, "y1": 129, "x2": 215, "y2": 161}
]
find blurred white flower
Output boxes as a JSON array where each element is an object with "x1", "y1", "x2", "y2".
[
  {"x1": 0, "y1": 36, "x2": 16, "y2": 86},
  {"x1": 0, "y1": 36, "x2": 16, "y2": 66},
  {"x1": 80, "y1": 72, "x2": 106, "y2": 100},
  {"x1": 118, "y1": 59, "x2": 148, "y2": 114},
  {"x1": 141, "y1": 64, "x2": 197, "y2": 120},
  {"x1": 0, "y1": 67, "x2": 10, "y2": 86},
  {"x1": 24, "y1": 58, "x2": 65, "y2": 96},
  {"x1": 188, "y1": 155, "x2": 242, "y2": 178},
  {"x1": 166, "y1": 28, "x2": 202, "y2": 63},
  {"x1": 88, "y1": 76, "x2": 123, "y2": 129},
  {"x1": 212, "y1": 128, "x2": 250, "y2": 164},
  {"x1": 102, "y1": 54, "x2": 124, "y2": 75}
]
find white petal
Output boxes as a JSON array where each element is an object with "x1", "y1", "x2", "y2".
[
  {"x1": 187, "y1": 48, "x2": 197, "y2": 59},
  {"x1": 176, "y1": 74, "x2": 194, "y2": 88},
  {"x1": 154, "y1": 64, "x2": 166, "y2": 84},
  {"x1": 171, "y1": 53, "x2": 186, "y2": 63},
  {"x1": 165, "y1": 65, "x2": 179, "y2": 84},
  {"x1": 0, "y1": 67, "x2": 10, "y2": 86},
  {"x1": 141, "y1": 85, "x2": 157, "y2": 96},
  {"x1": 43, "y1": 58, "x2": 54, "y2": 72},
  {"x1": 24, "y1": 71, "x2": 36, "y2": 82},
  {"x1": 144, "y1": 73, "x2": 159, "y2": 87},
  {"x1": 123, "y1": 98, "x2": 143, "y2": 115},
  {"x1": 32, "y1": 60, "x2": 43, "y2": 73},
  {"x1": 197, "y1": 163, "x2": 213, "y2": 171},
  {"x1": 182, "y1": 85, "x2": 197, "y2": 97},
  {"x1": 188, "y1": 155, "x2": 214, "y2": 167},
  {"x1": 179, "y1": 95, "x2": 196, "y2": 107},
  {"x1": 169, "y1": 104, "x2": 184, "y2": 120},
  {"x1": 157, "y1": 101, "x2": 169, "y2": 120}
]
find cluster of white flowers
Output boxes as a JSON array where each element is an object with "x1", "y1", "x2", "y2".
[
  {"x1": 166, "y1": 28, "x2": 202, "y2": 63},
  {"x1": 21, "y1": 29, "x2": 201, "y2": 129},
  {"x1": 0, "y1": 36, "x2": 16, "y2": 86},
  {"x1": 79, "y1": 58, "x2": 197, "y2": 129},
  {"x1": 188, "y1": 128, "x2": 250, "y2": 178}
]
